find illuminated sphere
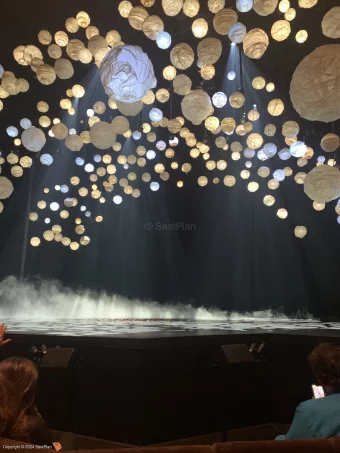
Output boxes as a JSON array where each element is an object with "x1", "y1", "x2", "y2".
[
  {"x1": 322, "y1": 7, "x2": 340, "y2": 40},
  {"x1": 119, "y1": 1, "x2": 133, "y2": 17},
  {"x1": 248, "y1": 109, "x2": 260, "y2": 121},
  {"x1": 268, "y1": 99, "x2": 284, "y2": 116},
  {"x1": 66, "y1": 39, "x2": 85, "y2": 61},
  {"x1": 201, "y1": 65, "x2": 215, "y2": 80},
  {"x1": 54, "y1": 58, "x2": 74, "y2": 80},
  {"x1": 76, "y1": 11, "x2": 90, "y2": 28},
  {"x1": 243, "y1": 28, "x2": 269, "y2": 59},
  {"x1": 224, "y1": 175, "x2": 236, "y2": 187},
  {"x1": 198, "y1": 176, "x2": 208, "y2": 187},
  {"x1": 173, "y1": 74, "x2": 192, "y2": 95},
  {"x1": 313, "y1": 202, "x2": 325, "y2": 211},
  {"x1": 246, "y1": 133, "x2": 263, "y2": 149},
  {"x1": 100, "y1": 45, "x2": 157, "y2": 103},
  {"x1": 230, "y1": 92, "x2": 245, "y2": 108},
  {"x1": 208, "y1": 0, "x2": 225, "y2": 13},
  {"x1": 30, "y1": 237, "x2": 41, "y2": 247},
  {"x1": 163, "y1": 65, "x2": 177, "y2": 80},
  {"x1": 0, "y1": 177, "x2": 14, "y2": 200},
  {"x1": 162, "y1": 0, "x2": 184, "y2": 16},
  {"x1": 90, "y1": 122, "x2": 116, "y2": 150},
  {"x1": 38, "y1": 30, "x2": 52, "y2": 45},
  {"x1": 258, "y1": 167, "x2": 270, "y2": 178},
  {"x1": 22, "y1": 127, "x2": 46, "y2": 152},
  {"x1": 65, "y1": 17, "x2": 79, "y2": 33},
  {"x1": 212, "y1": 92, "x2": 227, "y2": 108},
  {"x1": 227, "y1": 71, "x2": 236, "y2": 80},
  {"x1": 263, "y1": 143, "x2": 277, "y2": 158},
  {"x1": 295, "y1": 172, "x2": 306, "y2": 184},
  {"x1": 298, "y1": 0, "x2": 318, "y2": 8},
  {"x1": 192, "y1": 18, "x2": 208, "y2": 38},
  {"x1": 271, "y1": 20, "x2": 291, "y2": 42},
  {"x1": 304, "y1": 165, "x2": 340, "y2": 203},
  {"x1": 205, "y1": 116, "x2": 219, "y2": 132},
  {"x1": 294, "y1": 226, "x2": 307, "y2": 239},
  {"x1": 290, "y1": 141, "x2": 307, "y2": 158},
  {"x1": 282, "y1": 120, "x2": 299, "y2": 138},
  {"x1": 254, "y1": 0, "x2": 278, "y2": 16},
  {"x1": 236, "y1": 0, "x2": 253, "y2": 12},
  {"x1": 213, "y1": 8, "x2": 238, "y2": 36},
  {"x1": 181, "y1": 90, "x2": 213, "y2": 125},
  {"x1": 149, "y1": 108, "x2": 163, "y2": 122},
  {"x1": 252, "y1": 76, "x2": 266, "y2": 90},
  {"x1": 263, "y1": 195, "x2": 275, "y2": 206},
  {"x1": 7, "y1": 126, "x2": 18, "y2": 138},
  {"x1": 150, "y1": 181, "x2": 160, "y2": 191},
  {"x1": 156, "y1": 32, "x2": 172, "y2": 49},
  {"x1": 279, "y1": 0, "x2": 290, "y2": 12},
  {"x1": 296, "y1": 30, "x2": 308, "y2": 43},
  {"x1": 268, "y1": 179, "x2": 279, "y2": 190},
  {"x1": 277, "y1": 209, "x2": 288, "y2": 219},
  {"x1": 228, "y1": 22, "x2": 247, "y2": 43},
  {"x1": 183, "y1": 0, "x2": 200, "y2": 17},
  {"x1": 37, "y1": 65, "x2": 56, "y2": 85},
  {"x1": 221, "y1": 117, "x2": 236, "y2": 134},
  {"x1": 278, "y1": 148, "x2": 291, "y2": 160},
  {"x1": 79, "y1": 49, "x2": 93, "y2": 64},
  {"x1": 65, "y1": 135, "x2": 83, "y2": 151},
  {"x1": 52, "y1": 123, "x2": 68, "y2": 140},
  {"x1": 248, "y1": 181, "x2": 259, "y2": 192},
  {"x1": 290, "y1": 45, "x2": 340, "y2": 123},
  {"x1": 128, "y1": 6, "x2": 149, "y2": 30},
  {"x1": 142, "y1": 15, "x2": 164, "y2": 40},
  {"x1": 244, "y1": 148, "x2": 255, "y2": 158},
  {"x1": 111, "y1": 116, "x2": 130, "y2": 134},
  {"x1": 20, "y1": 118, "x2": 32, "y2": 129},
  {"x1": 170, "y1": 43, "x2": 195, "y2": 70},
  {"x1": 197, "y1": 38, "x2": 223, "y2": 65},
  {"x1": 72, "y1": 84, "x2": 85, "y2": 98},
  {"x1": 273, "y1": 169, "x2": 285, "y2": 181},
  {"x1": 321, "y1": 133, "x2": 340, "y2": 153}
]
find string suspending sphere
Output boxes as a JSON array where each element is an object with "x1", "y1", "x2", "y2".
[{"x1": 38, "y1": 30, "x2": 52, "y2": 45}]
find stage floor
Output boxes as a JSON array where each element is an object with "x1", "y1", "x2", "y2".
[{"x1": 5, "y1": 318, "x2": 340, "y2": 338}]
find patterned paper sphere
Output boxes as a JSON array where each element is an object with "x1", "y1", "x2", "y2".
[
  {"x1": 304, "y1": 165, "x2": 340, "y2": 203},
  {"x1": 294, "y1": 226, "x2": 307, "y2": 239},
  {"x1": 142, "y1": 15, "x2": 164, "y2": 40},
  {"x1": 236, "y1": 0, "x2": 253, "y2": 12},
  {"x1": 100, "y1": 45, "x2": 157, "y2": 103},
  {"x1": 37, "y1": 65, "x2": 56, "y2": 85},
  {"x1": 213, "y1": 8, "x2": 238, "y2": 36},
  {"x1": 230, "y1": 92, "x2": 245, "y2": 108},
  {"x1": 54, "y1": 58, "x2": 74, "y2": 79},
  {"x1": 282, "y1": 121, "x2": 299, "y2": 138},
  {"x1": 0, "y1": 177, "x2": 14, "y2": 200},
  {"x1": 162, "y1": 0, "x2": 183, "y2": 16},
  {"x1": 90, "y1": 122, "x2": 117, "y2": 150},
  {"x1": 290, "y1": 141, "x2": 307, "y2": 158},
  {"x1": 243, "y1": 29, "x2": 269, "y2": 59},
  {"x1": 271, "y1": 20, "x2": 291, "y2": 41},
  {"x1": 201, "y1": 65, "x2": 215, "y2": 80},
  {"x1": 252, "y1": 76, "x2": 266, "y2": 89},
  {"x1": 208, "y1": 0, "x2": 225, "y2": 13},
  {"x1": 253, "y1": 0, "x2": 278, "y2": 16},
  {"x1": 298, "y1": 0, "x2": 317, "y2": 8},
  {"x1": 22, "y1": 127, "x2": 46, "y2": 152},
  {"x1": 170, "y1": 43, "x2": 195, "y2": 70},
  {"x1": 290, "y1": 45, "x2": 340, "y2": 123},
  {"x1": 268, "y1": 99, "x2": 284, "y2": 116},
  {"x1": 181, "y1": 90, "x2": 213, "y2": 125},
  {"x1": 247, "y1": 133, "x2": 263, "y2": 149},
  {"x1": 197, "y1": 38, "x2": 223, "y2": 64},
  {"x1": 65, "y1": 135, "x2": 84, "y2": 151},
  {"x1": 128, "y1": 6, "x2": 149, "y2": 30},
  {"x1": 321, "y1": 134, "x2": 340, "y2": 153},
  {"x1": 111, "y1": 116, "x2": 130, "y2": 134},
  {"x1": 322, "y1": 7, "x2": 340, "y2": 40},
  {"x1": 116, "y1": 100, "x2": 143, "y2": 116},
  {"x1": 38, "y1": 30, "x2": 52, "y2": 45},
  {"x1": 173, "y1": 74, "x2": 192, "y2": 95},
  {"x1": 156, "y1": 32, "x2": 172, "y2": 49},
  {"x1": 192, "y1": 18, "x2": 208, "y2": 38},
  {"x1": 183, "y1": 0, "x2": 200, "y2": 17},
  {"x1": 212, "y1": 92, "x2": 227, "y2": 108},
  {"x1": 228, "y1": 22, "x2": 247, "y2": 43}
]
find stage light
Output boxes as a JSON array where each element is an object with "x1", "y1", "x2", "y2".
[
  {"x1": 150, "y1": 181, "x2": 160, "y2": 191},
  {"x1": 156, "y1": 32, "x2": 171, "y2": 49}
]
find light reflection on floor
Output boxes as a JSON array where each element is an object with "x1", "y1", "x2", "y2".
[{"x1": 4, "y1": 319, "x2": 340, "y2": 337}]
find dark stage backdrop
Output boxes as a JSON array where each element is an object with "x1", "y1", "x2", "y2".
[{"x1": 0, "y1": 0, "x2": 339, "y2": 316}]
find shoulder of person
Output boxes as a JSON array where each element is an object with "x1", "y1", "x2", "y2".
[{"x1": 298, "y1": 397, "x2": 327, "y2": 411}]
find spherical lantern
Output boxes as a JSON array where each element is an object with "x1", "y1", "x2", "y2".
[
  {"x1": 294, "y1": 226, "x2": 307, "y2": 239},
  {"x1": 66, "y1": 39, "x2": 85, "y2": 61},
  {"x1": 116, "y1": 100, "x2": 143, "y2": 116},
  {"x1": 254, "y1": 0, "x2": 278, "y2": 16},
  {"x1": 248, "y1": 181, "x2": 259, "y2": 192},
  {"x1": 37, "y1": 102, "x2": 49, "y2": 114},
  {"x1": 54, "y1": 58, "x2": 74, "y2": 80},
  {"x1": 65, "y1": 135, "x2": 83, "y2": 152},
  {"x1": 37, "y1": 65, "x2": 56, "y2": 85},
  {"x1": 119, "y1": 1, "x2": 133, "y2": 17},
  {"x1": 142, "y1": 15, "x2": 164, "y2": 40},
  {"x1": 304, "y1": 165, "x2": 340, "y2": 203},
  {"x1": 76, "y1": 11, "x2": 90, "y2": 28},
  {"x1": 213, "y1": 8, "x2": 238, "y2": 36},
  {"x1": 263, "y1": 143, "x2": 277, "y2": 158},
  {"x1": 197, "y1": 38, "x2": 223, "y2": 64},
  {"x1": 183, "y1": 0, "x2": 200, "y2": 17},
  {"x1": 163, "y1": 66, "x2": 176, "y2": 81},
  {"x1": 263, "y1": 195, "x2": 275, "y2": 206},
  {"x1": 208, "y1": 0, "x2": 225, "y2": 13},
  {"x1": 296, "y1": 30, "x2": 308, "y2": 43},
  {"x1": 90, "y1": 122, "x2": 116, "y2": 150},
  {"x1": 201, "y1": 65, "x2": 215, "y2": 80},
  {"x1": 93, "y1": 101, "x2": 106, "y2": 115},
  {"x1": 279, "y1": 0, "x2": 290, "y2": 12},
  {"x1": 86, "y1": 25, "x2": 99, "y2": 40},
  {"x1": 322, "y1": 7, "x2": 340, "y2": 40},
  {"x1": 267, "y1": 99, "x2": 284, "y2": 116},
  {"x1": 247, "y1": 133, "x2": 263, "y2": 149},
  {"x1": 192, "y1": 18, "x2": 208, "y2": 38},
  {"x1": 295, "y1": 172, "x2": 307, "y2": 184},
  {"x1": 162, "y1": 0, "x2": 183, "y2": 16},
  {"x1": 170, "y1": 43, "x2": 195, "y2": 70},
  {"x1": 149, "y1": 108, "x2": 163, "y2": 122},
  {"x1": 258, "y1": 167, "x2": 270, "y2": 178},
  {"x1": 0, "y1": 177, "x2": 14, "y2": 200},
  {"x1": 230, "y1": 92, "x2": 245, "y2": 108},
  {"x1": 198, "y1": 176, "x2": 208, "y2": 187},
  {"x1": 271, "y1": 20, "x2": 291, "y2": 41},
  {"x1": 52, "y1": 123, "x2": 68, "y2": 140},
  {"x1": 224, "y1": 175, "x2": 236, "y2": 187},
  {"x1": 111, "y1": 116, "x2": 130, "y2": 134},
  {"x1": 290, "y1": 45, "x2": 340, "y2": 123},
  {"x1": 106, "y1": 30, "x2": 121, "y2": 47},
  {"x1": 282, "y1": 120, "x2": 299, "y2": 138},
  {"x1": 156, "y1": 32, "x2": 172, "y2": 49},
  {"x1": 181, "y1": 90, "x2": 213, "y2": 125},
  {"x1": 38, "y1": 30, "x2": 52, "y2": 45},
  {"x1": 263, "y1": 124, "x2": 276, "y2": 137},
  {"x1": 173, "y1": 74, "x2": 192, "y2": 95},
  {"x1": 243, "y1": 28, "x2": 269, "y2": 59},
  {"x1": 278, "y1": 148, "x2": 291, "y2": 160},
  {"x1": 248, "y1": 109, "x2": 260, "y2": 121},
  {"x1": 273, "y1": 169, "x2": 286, "y2": 181},
  {"x1": 236, "y1": 0, "x2": 253, "y2": 12},
  {"x1": 65, "y1": 17, "x2": 79, "y2": 33},
  {"x1": 100, "y1": 45, "x2": 157, "y2": 103},
  {"x1": 298, "y1": 0, "x2": 317, "y2": 8},
  {"x1": 321, "y1": 133, "x2": 340, "y2": 153},
  {"x1": 212, "y1": 92, "x2": 227, "y2": 108},
  {"x1": 252, "y1": 76, "x2": 266, "y2": 90},
  {"x1": 55, "y1": 31, "x2": 69, "y2": 47},
  {"x1": 156, "y1": 88, "x2": 170, "y2": 103},
  {"x1": 290, "y1": 141, "x2": 307, "y2": 158},
  {"x1": 221, "y1": 117, "x2": 236, "y2": 134},
  {"x1": 277, "y1": 208, "x2": 288, "y2": 219},
  {"x1": 268, "y1": 179, "x2": 280, "y2": 190},
  {"x1": 228, "y1": 22, "x2": 247, "y2": 43},
  {"x1": 22, "y1": 127, "x2": 46, "y2": 152},
  {"x1": 39, "y1": 116, "x2": 51, "y2": 128}
]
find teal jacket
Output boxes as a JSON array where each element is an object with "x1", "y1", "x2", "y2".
[{"x1": 277, "y1": 393, "x2": 340, "y2": 440}]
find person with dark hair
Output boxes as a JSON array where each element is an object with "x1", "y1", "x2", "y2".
[
  {"x1": 277, "y1": 343, "x2": 340, "y2": 440},
  {"x1": 0, "y1": 356, "x2": 53, "y2": 446}
]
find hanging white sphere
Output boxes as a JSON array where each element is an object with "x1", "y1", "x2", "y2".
[
  {"x1": 7, "y1": 126, "x2": 19, "y2": 137},
  {"x1": 132, "y1": 130, "x2": 142, "y2": 140},
  {"x1": 149, "y1": 108, "x2": 163, "y2": 122},
  {"x1": 317, "y1": 156, "x2": 326, "y2": 163},
  {"x1": 156, "y1": 32, "x2": 172, "y2": 49},
  {"x1": 146, "y1": 150, "x2": 156, "y2": 160},
  {"x1": 76, "y1": 157, "x2": 85, "y2": 166},
  {"x1": 113, "y1": 195, "x2": 123, "y2": 204},
  {"x1": 236, "y1": 0, "x2": 253, "y2": 12},
  {"x1": 50, "y1": 202, "x2": 60, "y2": 211},
  {"x1": 20, "y1": 118, "x2": 32, "y2": 129},
  {"x1": 212, "y1": 92, "x2": 227, "y2": 108},
  {"x1": 93, "y1": 154, "x2": 102, "y2": 163},
  {"x1": 85, "y1": 163, "x2": 94, "y2": 172},
  {"x1": 40, "y1": 153, "x2": 53, "y2": 165},
  {"x1": 273, "y1": 169, "x2": 285, "y2": 181},
  {"x1": 290, "y1": 141, "x2": 307, "y2": 158},
  {"x1": 228, "y1": 22, "x2": 247, "y2": 43},
  {"x1": 150, "y1": 181, "x2": 160, "y2": 191},
  {"x1": 278, "y1": 148, "x2": 291, "y2": 160},
  {"x1": 227, "y1": 71, "x2": 236, "y2": 80},
  {"x1": 22, "y1": 127, "x2": 46, "y2": 152},
  {"x1": 263, "y1": 143, "x2": 277, "y2": 158},
  {"x1": 60, "y1": 185, "x2": 69, "y2": 193}
]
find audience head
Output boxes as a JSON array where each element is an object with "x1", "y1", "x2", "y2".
[
  {"x1": 309, "y1": 343, "x2": 340, "y2": 392},
  {"x1": 0, "y1": 357, "x2": 38, "y2": 436}
]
